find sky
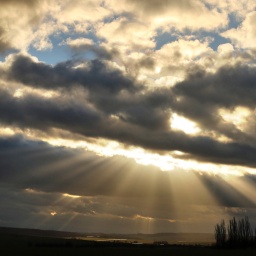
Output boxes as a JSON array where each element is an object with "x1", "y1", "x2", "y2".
[{"x1": 0, "y1": 0, "x2": 256, "y2": 234}]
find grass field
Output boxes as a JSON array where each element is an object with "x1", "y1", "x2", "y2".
[{"x1": 1, "y1": 233, "x2": 256, "y2": 256}]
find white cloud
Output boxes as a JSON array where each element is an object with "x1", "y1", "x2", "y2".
[
  {"x1": 96, "y1": 17, "x2": 156, "y2": 52},
  {"x1": 108, "y1": 0, "x2": 228, "y2": 31},
  {"x1": 204, "y1": 0, "x2": 256, "y2": 18},
  {"x1": 64, "y1": 37, "x2": 94, "y2": 47},
  {"x1": 217, "y1": 43, "x2": 234, "y2": 54},
  {"x1": 149, "y1": 39, "x2": 214, "y2": 84},
  {"x1": 158, "y1": 39, "x2": 212, "y2": 60},
  {"x1": 221, "y1": 11, "x2": 256, "y2": 49},
  {"x1": 0, "y1": 0, "x2": 64, "y2": 52},
  {"x1": 55, "y1": 0, "x2": 111, "y2": 23},
  {"x1": 219, "y1": 106, "x2": 251, "y2": 132}
]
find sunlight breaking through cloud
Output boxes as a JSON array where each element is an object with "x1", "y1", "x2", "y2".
[{"x1": 170, "y1": 113, "x2": 201, "y2": 135}]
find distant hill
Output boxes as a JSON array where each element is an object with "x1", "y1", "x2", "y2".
[
  {"x1": 0, "y1": 227, "x2": 214, "y2": 244},
  {"x1": 0, "y1": 226, "x2": 82, "y2": 238}
]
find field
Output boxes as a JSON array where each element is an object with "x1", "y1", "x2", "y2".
[{"x1": 1, "y1": 228, "x2": 256, "y2": 256}]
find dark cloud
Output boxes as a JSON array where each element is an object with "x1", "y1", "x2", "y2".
[
  {"x1": 162, "y1": 136, "x2": 256, "y2": 167},
  {"x1": 69, "y1": 42, "x2": 120, "y2": 61},
  {"x1": 6, "y1": 54, "x2": 170, "y2": 131},
  {"x1": 93, "y1": 88, "x2": 173, "y2": 130},
  {"x1": 172, "y1": 63, "x2": 256, "y2": 143},
  {"x1": 3, "y1": 55, "x2": 256, "y2": 169},
  {"x1": 8, "y1": 55, "x2": 136, "y2": 94},
  {"x1": 0, "y1": 88, "x2": 103, "y2": 135},
  {"x1": 175, "y1": 64, "x2": 256, "y2": 108},
  {"x1": 1, "y1": 83, "x2": 256, "y2": 168}
]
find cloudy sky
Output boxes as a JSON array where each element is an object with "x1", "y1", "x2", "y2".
[{"x1": 1, "y1": 0, "x2": 256, "y2": 234}]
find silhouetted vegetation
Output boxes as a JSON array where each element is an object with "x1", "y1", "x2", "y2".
[
  {"x1": 215, "y1": 219, "x2": 226, "y2": 247},
  {"x1": 215, "y1": 216, "x2": 256, "y2": 248}
]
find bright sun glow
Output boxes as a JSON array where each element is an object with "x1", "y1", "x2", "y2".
[
  {"x1": 46, "y1": 136, "x2": 251, "y2": 176},
  {"x1": 3, "y1": 126, "x2": 253, "y2": 176},
  {"x1": 63, "y1": 193, "x2": 81, "y2": 199},
  {"x1": 170, "y1": 113, "x2": 201, "y2": 134},
  {"x1": 0, "y1": 127, "x2": 16, "y2": 136}
]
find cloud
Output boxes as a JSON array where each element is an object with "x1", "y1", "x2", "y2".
[
  {"x1": 1, "y1": 80, "x2": 256, "y2": 169},
  {"x1": 0, "y1": 0, "x2": 234, "y2": 55},
  {"x1": 55, "y1": 0, "x2": 111, "y2": 24},
  {"x1": 173, "y1": 63, "x2": 256, "y2": 143},
  {"x1": 0, "y1": 0, "x2": 38, "y2": 4},
  {"x1": 108, "y1": 0, "x2": 228, "y2": 31},
  {"x1": 0, "y1": 87, "x2": 105, "y2": 136},
  {"x1": 8, "y1": 54, "x2": 136, "y2": 94},
  {"x1": 1, "y1": 53, "x2": 256, "y2": 169},
  {"x1": 221, "y1": 11, "x2": 256, "y2": 49},
  {"x1": 64, "y1": 37, "x2": 120, "y2": 61},
  {"x1": 0, "y1": 0, "x2": 47, "y2": 52},
  {"x1": 96, "y1": 17, "x2": 156, "y2": 52},
  {"x1": 4, "y1": 54, "x2": 171, "y2": 130},
  {"x1": 185, "y1": 64, "x2": 255, "y2": 106},
  {"x1": 205, "y1": 0, "x2": 256, "y2": 18}
]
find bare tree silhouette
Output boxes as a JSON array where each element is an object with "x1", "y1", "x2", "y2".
[
  {"x1": 228, "y1": 217, "x2": 238, "y2": 247},
  {"x1": 215, "y1": 219, "x2": 226, "y2": 247},
  {"x1": 215, "y1": 216, "x2": 254, "y2": 248},
  {"x1": 237, "y1": 216, "x2": 252, "y2": 247}
]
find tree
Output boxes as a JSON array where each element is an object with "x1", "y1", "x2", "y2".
[
  {"x1": 237, "y1": 216, "x2": 252, "y2": 247},
  {"x1": 228, "y1": 217, "x2": 238, "y2": 246},
  {"x1": 214, "y1": 216, "x2": 254, "y2": 248},
  {"x1": 215, "y1": 219, "x2": 226, "y2": 247}
]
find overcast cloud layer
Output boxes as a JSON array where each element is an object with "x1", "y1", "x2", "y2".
[{"x1": 1, "y1": 0, "x2": 256, "y2": 233}]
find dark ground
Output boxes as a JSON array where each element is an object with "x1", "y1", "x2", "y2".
[{"x1": 1, "y1": 227, "x2": 256, "y2": 256}]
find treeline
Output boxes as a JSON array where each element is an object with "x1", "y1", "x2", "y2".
[{"x1": 215, "y1": 216, "x2": 256, "y2": 248}]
